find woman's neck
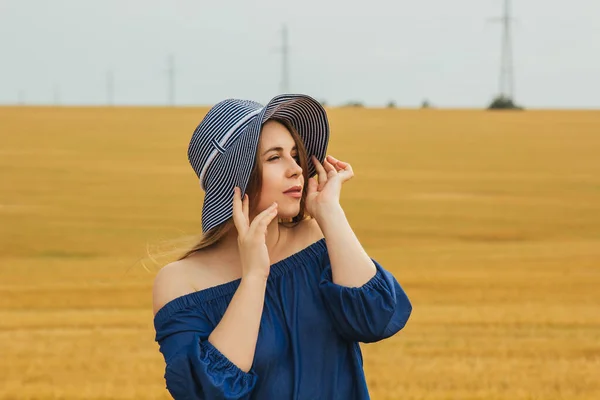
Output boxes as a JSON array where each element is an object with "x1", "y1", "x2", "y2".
[{"x1": 218, "y1": 218, "x2": 287, "y2": 263}]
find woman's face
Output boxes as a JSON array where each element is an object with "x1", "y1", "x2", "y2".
[{"x1": 255, "y1": 120, "x2": 304, "y2": 220}]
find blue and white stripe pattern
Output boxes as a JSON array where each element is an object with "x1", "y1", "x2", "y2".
[{"x1": 187, "y1": 94, "x2": 330, "y2": 233}]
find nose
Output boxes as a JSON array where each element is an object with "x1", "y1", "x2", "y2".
[{"x1": 288, "y1": 157, "x2": 302, "y2": 178}]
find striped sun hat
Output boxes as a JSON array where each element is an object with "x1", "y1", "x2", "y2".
[{"x1": 187, "y1": 93, "x2": 330, "y2": 233}]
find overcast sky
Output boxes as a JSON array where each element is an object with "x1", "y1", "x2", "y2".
[{"x1": 1, "y1": 0, "x2": 599, "y2": 108}]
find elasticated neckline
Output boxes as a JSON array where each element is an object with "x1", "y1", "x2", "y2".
[{"x1": 153, "y1": 238, "x2": 327, "y2": 327}]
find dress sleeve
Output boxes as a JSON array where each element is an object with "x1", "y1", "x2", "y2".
[
  {"x1": 318, "y1": 256, "x2": 412, "y2": 343},
  {"x1": 154, "y1": 304, "x2": 258, "y2": 400}
]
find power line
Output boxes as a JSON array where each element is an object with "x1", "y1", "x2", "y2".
[{"x1": 490, "y1": 0, "x2": 516, "y2": 100}]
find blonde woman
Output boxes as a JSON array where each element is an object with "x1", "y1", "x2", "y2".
[{"x1": 152, "y1": 94, "x2": 412, "y2": 399}]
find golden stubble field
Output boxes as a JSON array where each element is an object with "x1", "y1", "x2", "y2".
[{"x1": 1, "y1": 105, "x2": 599, "y2": 399}]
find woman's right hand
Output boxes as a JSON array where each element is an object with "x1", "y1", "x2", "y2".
[{"x1": 232, "y1": 187, "x2": 278, "y2": 282}]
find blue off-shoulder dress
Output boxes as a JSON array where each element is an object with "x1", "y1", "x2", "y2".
[{"x1": 153, "y1": 238, "x2": 412, "y2": 399}]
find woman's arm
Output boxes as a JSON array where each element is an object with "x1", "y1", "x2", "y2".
[
  {"x1": 153, "y1": 262, "x2": 261, "y2": 399},
  {"x1": 306, "y1": 154, "x2": 376, "y2": 287},
  {"x1": 153, "y1": 261, "x2": 267, "y2": 374},
  {"x1": 208, "y1": 276, "x2": 267, "y2": 372},
  {"x1": 307, "y1": 155, "x2": 412, "y2": 343},
  {"x1": 314, "y1": 204, "x2": 376, "y2": 287},
  {"x1": 208, "y1": 187, "x2": 279, "y2": 372}
]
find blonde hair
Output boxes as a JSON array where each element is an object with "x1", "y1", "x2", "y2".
[{"x1": 176, "y1": 117, "x2": 312, "y2": 261}]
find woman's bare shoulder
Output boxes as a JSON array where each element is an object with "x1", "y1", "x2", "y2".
[
  {"x1": 152, "y1": 249, "x2": 232, "y2": 317},
  {"x1": 152, "y1": 220, "x2": 323, "y2": 317},
  {"x1": 152, "y1": 259, "x2": 196, "y2": 317}
]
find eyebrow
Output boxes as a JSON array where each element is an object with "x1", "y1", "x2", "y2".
[{"x1": 262, "y1": 146, "x2": 297, "y2": 156}]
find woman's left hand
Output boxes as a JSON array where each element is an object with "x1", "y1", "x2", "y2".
[{"x1": 305, "y1": 154, "x2": 354, "y2": 219}]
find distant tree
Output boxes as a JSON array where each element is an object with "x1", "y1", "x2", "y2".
[
  {"x1": 343, "y1": 101, "x2": 364, "y2": 108},
  {"x1": 387, "y1": 100, "x2": 396, "y2": 108},
  {"x1": 488, "y1": 95, "x2": 523, "y2": 110},
  {"x1": 320, "y1": 99, "x2": 327, "y2": 107},
  {"x1": 421, "y1": 99, "x2": 431, "y2": 109}
]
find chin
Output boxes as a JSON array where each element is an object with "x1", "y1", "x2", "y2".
[{"x1": 278, "y1": 206, "x2": 301, "y2": 220}]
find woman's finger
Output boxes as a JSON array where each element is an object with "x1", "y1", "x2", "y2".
[
  {"x1": 249, "y1": 202, "x2": 278, "y2": 233},
  {"x1": 327, "y1": 155, "x2": 348, "y2": 172},
  {"x1": 312, "y1": 155, "x2": 328, "y2": 191},
  {"x1": 242, "y1": 193, "x2": 249, "y2": 225},
  {"x1": 323, "y1": 158, "x2": 337, "y2": 178},
  {"x1": 259, "y1": 204, "x2": 279, "y2": 234},
  {"x1": 232, "y1": 187, "x2": 248, "y2": 235},
  {"x1": 338, "y1": 162, "x2": 354, "y2": 182},
  {"x1": 307, "y1": 176, "x2": 318, "y2": 196}
]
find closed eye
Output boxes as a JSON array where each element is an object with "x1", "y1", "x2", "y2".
[{"x1": 268, "y1": 155, "x2": 300, "y2": 162}]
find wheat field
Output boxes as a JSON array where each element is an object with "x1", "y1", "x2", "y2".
[{"x1": 1, "y1": 106, "x2": 599, "y2": 399}]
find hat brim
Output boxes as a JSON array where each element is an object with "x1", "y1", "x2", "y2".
[{"x1": 201, "y1": 94, "x2": 329, "y2": 233}]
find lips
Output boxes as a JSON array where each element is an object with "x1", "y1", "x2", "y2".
[{"x1": 284, "y1": 185, "x2": 302, "y2": 194}]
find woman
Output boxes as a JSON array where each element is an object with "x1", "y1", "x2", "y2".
[{"x1": 152, "y1": 94, "x2": 412, "y2": 399}]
